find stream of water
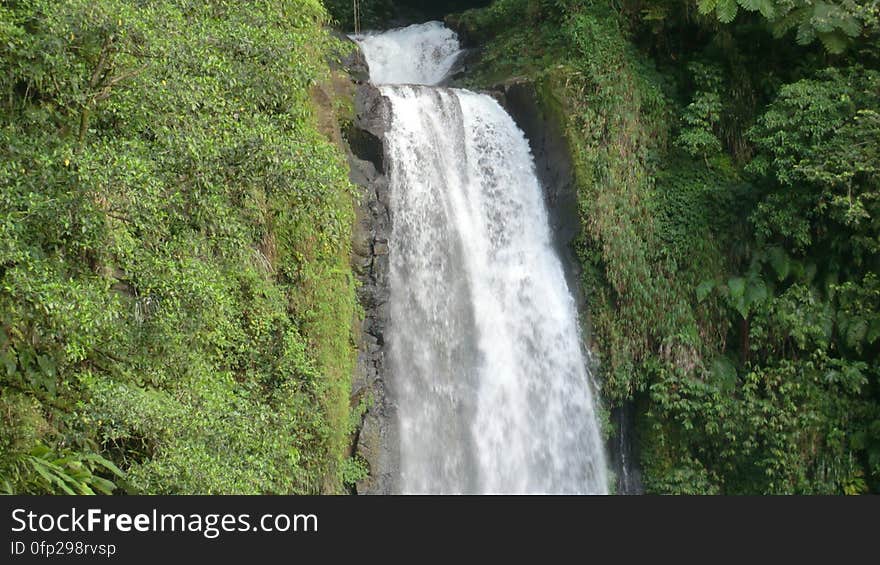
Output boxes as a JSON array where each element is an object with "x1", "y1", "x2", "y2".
[{"x1": 354, "y1": 21, "x2": 608, "y2": 494}]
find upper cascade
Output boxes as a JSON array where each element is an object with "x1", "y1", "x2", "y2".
[{"x1": 352, "y1": 21, "x2": 464, "y2": 86}]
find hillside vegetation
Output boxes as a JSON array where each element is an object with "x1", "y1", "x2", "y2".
[{"x1": 0, "y1": 0, "x2": 358, "y2": 494}]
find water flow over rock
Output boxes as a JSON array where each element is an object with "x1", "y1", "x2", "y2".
[
  {"x1": 352, "y1": 21, "x2": 463, "y2": 86},
  {"x1": 354, "y1": 23, "x2": 608, "y2": 494}
]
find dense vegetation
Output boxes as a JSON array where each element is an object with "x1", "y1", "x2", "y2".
[
  {"x1": 0, "y1": 0, "x2": 360, "y2": 494},
  {"x1": 3, "y1": 0, "x2": 877, "y2": 496},
  {"x1": 456, "y1": 0, "x2": 880, "y2": 493}
]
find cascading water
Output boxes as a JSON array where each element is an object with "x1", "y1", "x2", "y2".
[
  {"x1": 353, "y1": 22, "x2": 463, "y2": 86},
  {"x1": 353, "y1": 22, "x2": 608, "y2": 494}
]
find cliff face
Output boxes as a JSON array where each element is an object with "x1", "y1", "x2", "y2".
[
  {"x1": 334, "y1": 42, "x2": 398, "y2": 494},
  {"x1": 348, "y1": 85, "x2": 399, "y2": 495}
]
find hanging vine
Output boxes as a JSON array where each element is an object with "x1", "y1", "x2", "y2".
[{"x1": 353, "y1": 0, "x2": 361, "y2": 34}]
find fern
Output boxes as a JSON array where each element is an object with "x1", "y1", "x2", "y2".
[{"x1": 23, "y1": 444, "x2": 123, "y2": 495}]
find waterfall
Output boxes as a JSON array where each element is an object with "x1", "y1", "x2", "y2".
[
  {"x1": 352, "y1": 22, "x2": 464, "y2": 86},
  {"x1": 353, "y1": 23, "x2": 608, "y2": 494}
]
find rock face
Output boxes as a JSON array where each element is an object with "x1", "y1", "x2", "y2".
[
  {"x1": 345, "y1": 79, "x2": 399, "y2": 495},
  {"x1": 611, "y1": 402, "x2": 644, "y2": 494},
  {"x1": 329, "y1": 31, "x2": 371, "y2": 83}
]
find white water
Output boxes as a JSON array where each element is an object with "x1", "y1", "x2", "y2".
[
  {"x1": 351, "y1": 21, "x2": 463, "y2": 86},
  {"x1": 355, "y1": 23, "x2": 608, "y2": 494}
]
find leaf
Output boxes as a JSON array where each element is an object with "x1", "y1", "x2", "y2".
[
  {"x1": 867, "y1": 319, "x2": 880, "y2": 344},
  {"x1": 698, "y1": 0, "x2": 719, "y2": 16},
  {"x1": 796, "y1": 20, "x2": 817, "y2": 45},
  {"x1": 738, "y1": 0, "x2": 775, "y2": 20},
  {"x1": 755, "y1": 0, "x2": 775, "y2": 19},
  {"x1": 818, "y1": 31, "x2": 848, "y2": 54},
  {"x1": 746, "y1": 278, "x2": 768, "y2": 307},
  {"x1": 696, "y1": 280, "x2": 715, "y2": 302},
  {"x1": 29, "y1": 444, "x2": 51, "y2": 458},
  {"x1": 716, "y1": 0, "x2": 739, "y2": 23},
  {"x1": 83, "y1": 453, "x2": 125, "y2": 478},
  {"x1": 90, "y1": 476, "x2": 117, "y2": 495},
  {"x1": 845, "y1": 317, "x2": 868, "y2": 349},
  {"x1": 728, "y1": 276, "x2": 745, "y2": 299},
  {"x1": 74, "y1": 481, "x2": 96, "y2": 495},
  {"x1": 1, "y1": 349, "x2": 16, "y2": 377},
  {"x1": 812, "y1": 2, "x2": 837, "y2": 34},
  {"x1": 29, "y1": 458, "x2": 76, "y2": 495},
  {"x1": 711, "y1": 356, "x2": 738, "y2": 392},
  {"x1": 37, "y1": 354, "x2": 56, "y2": 377},
  {"x1": 735, "y1": 297, "x2": 750, "y2": 319},
  {"x1": 767, "y1": 246, "x2": 790, "y2": 281}
]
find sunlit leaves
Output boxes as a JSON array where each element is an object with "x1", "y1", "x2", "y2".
[
  {"x1": 0, "y1": 0, "x2": 356, "y2": 494},
  {"x1": 697, "y1": 0, "x2": 872, "y2": 53}
]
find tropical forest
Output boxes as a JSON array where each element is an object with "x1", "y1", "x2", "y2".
[{"x1": 1, "y1": 0, "x2": 878, "y2": 495}]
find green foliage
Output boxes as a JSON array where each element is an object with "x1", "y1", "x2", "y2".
[
  {"x1": 21, "y1": 444, "x2": 123, "y2": 496},
  {"x1": 463, "y1": 0, "x2": 880, "y2": 493},
  {"x1": 643, "y1": 351, "x2": 874, "y2": 493},
  {"x1": 676, "y1": 63, "x2": 725, "y2": 159},
  {"x1": 0, "y1": 390, "x2": 123, "y2": 494},
  {"x1": 696, "y1": 0, "x2": 877, "y2": 53},
  {"x1": 340, "y1": 455, "x2": 369, "y2": 489},
  {"x1": 324, "y1": 0, "x2": 393, "y2": 30},
  {"x1": 748, "y1": 67, "x2": 880, "y2": 255},
  {"x1": 0, "y1": 1, "x2": 357, "y2": 494}
]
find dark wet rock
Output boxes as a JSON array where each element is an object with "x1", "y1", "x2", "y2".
[
  {"x1": 329, "y1": 30, "x2": 371, "y2": 83},
  {"x1": 337, "y1": 49, "x2": 398, "y2": 494},
  {"x1": 610, "y1": 401, "x2": 644, "y2": 495},
  {"x1": 354, "y1": 83, "x2": 392, "y2": 141},
  {"x1": 344, "y1": 126, "x2": 385, "y2": 174},
  {"x1": 354, "y1": 398, "x2": 398, "y2": 494},
  {"x1": 441, "y1": 49, "x2": 480, "y2": 87}
]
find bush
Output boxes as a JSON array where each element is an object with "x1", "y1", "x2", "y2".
[{"x1": 0, "y1": 0, "x2": 357, "y2": 494}]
